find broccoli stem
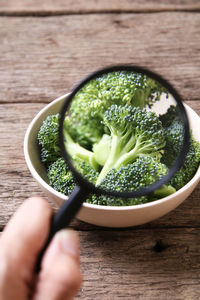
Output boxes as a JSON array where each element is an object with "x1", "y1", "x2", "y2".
[
  {"x1": 120, "y1": 131, "x2": 136, "y2": 154},
  {"x1": 96, "y1": 134, "x2": 162, "y2": 185},
  {"x1": 114, "y1": 136, "x2": 162, "y2": 170},
  {"x1": 153, "y1": 184, "x2": 176, "y2": 197},
  {"x1": 64, "y1": 130, "x2": 99, "y2": 171},
  {"x1": 93, "y1": 134, "x2": 111, "y2": 166},
  {"x1": 113, "y1": 138, "x2": 141, "y2": 170},
  {"x1": 96, "y1": 133, "x2": 146, "y2": 185},
  {"x1": 96, "y1": 135, "x2": 121, "y2": 185}
]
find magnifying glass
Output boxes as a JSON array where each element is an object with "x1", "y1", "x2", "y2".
[{"x1": 36, "y1": 65, "x2": 190, "y2": 271}]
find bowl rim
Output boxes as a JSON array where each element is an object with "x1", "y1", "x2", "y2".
[{"x1": 24, "y1": 94, "x2": 200, "y2": 211}]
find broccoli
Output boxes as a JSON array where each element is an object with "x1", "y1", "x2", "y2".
[
  {"x1": 37, "y1": 72, "x2": 200, "y2": 207},
  {"x1": 160, "y1": 105, "x2": 200, "y2": 189},
  {"x1": 63, "y1": 129, "x2": 99, "y2": 171},
  {"x1": 47, "y1": 155, "x2": 176, "y2": 206},
  {"x1": 74, "y1": 159, "x2": 99, "y2": 184},
  {"x1": 38, "y1": 114, "x2": 61, "y2": 164},
  {"x1": 47, "y1": 157, "x2": 98, "y2": 195},
  {"x1": 159, "y1": 105, "x2": 183, "y2": 167},
  {"x1": 159, "y1": 105, "x2": 181, "y2": 128},
  {"x1": 87, "y1": 156, "x2": 175, "y2": 206},
  {"x1": 169, "y1": 138, "x2": 200, "y2": 190},
  {"x1": 47, "y1": 158, "x2": 75, "y2": 195},
  {"x1": 37, "y1": 112, "x2": 99, "y2": 170},
  {"x1": 65, "y1": 71, "x2": 167, "y2": 148},
  {"x1": 161, "y1": 119, "x2": 184, "y2": 167},
  {"x1": 96, "y1": 104, "x2": 165, "y2": 184},
  {"x1": 93, "y1": 134, "x2": 111, "y2": 166}
]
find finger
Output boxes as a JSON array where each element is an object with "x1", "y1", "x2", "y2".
[
  {"x1": 33, "y1": 230, "x2": 82, "y2": 300},
  {"x1": 0, "y1": 197, "x2": 52, "y2": 299}
]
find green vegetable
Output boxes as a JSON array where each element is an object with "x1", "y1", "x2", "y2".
[
  {"x1": 93, "y1": 134, "x2": 111, "y2": 166},
  {"x1": 74, "y1": 159, "x2": 99, "y2": 184},
  {"x1": 169, "y1": 137, "x2": 200, "y2": 190},
  {"x1": 88, "y1": 156, "x2": 175, "y2": 206},
  {"x1": 47, "y1": 158, "x2": 75, "y2": 195},
  {"x1": 65, "y1": 71, "x2": 167, "y2": 148},
  {"x1": 37, "y1": 72, "x2": 200, "y2": 207},
  {"x1": 96, "y1": 104, "x2": 165, "y2": 184},
  {"x1": 160, "y1": 105, "x2": 200, "y2": 189},
  {"x1": 159, "y1": 105, "x2": 181, "y2": 128},
  {"x1": 38, "y1": 114, "x2": 61, "y2": 164},
  {"x1": 47, "y1": 156, "x2": 175, "y2": 207},
  {"x1": 160, "y1": 105, "x2": 184, "y2": 167},
  {"x1": 63, "y1": 129, "x2": 99, "y2": 171},
  {"x1": 47, "y1": 158, "x2": 98, "y2": 195}
]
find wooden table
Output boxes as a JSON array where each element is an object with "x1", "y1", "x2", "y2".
[{"x1": 0, "y1": 1, "x2": 200, "y2": 299}]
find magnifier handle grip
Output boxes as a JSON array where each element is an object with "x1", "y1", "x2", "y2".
[{"x1": 35, "y1": 185, "x2": 88, "y2": 273}]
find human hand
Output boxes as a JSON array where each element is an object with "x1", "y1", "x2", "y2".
[{"x1": 0, "y1": 197, "x2": 82, "y2": 300}]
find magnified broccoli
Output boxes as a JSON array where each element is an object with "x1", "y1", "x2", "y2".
[
  {"x1": 65, "y1": 71, "x2": 167, "y2": 148},
  {"x1": 160, "y1": 105, "x2": 184, "y2": 167},
  {"x1": 37, "y1": 72, "x2": 200, "y2": 207},
  {"x1": 63, "y1": 129, "x2": 99, "y2": 171},
  {"x1": 87, "y1": 156, "x2": 175, "y2": 206},
  {"x1": 95, "y1": 104, "x2": 165, "y2": 184}
]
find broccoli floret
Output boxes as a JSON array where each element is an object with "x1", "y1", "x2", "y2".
[
  {"x1": 159, "y1": 105, "x2": 181, "y2": 127},
  {"x1": 96, "y1": 104, "x2": 165, "y2": 184},
  {"x1": 169, "y1": 138, "x2": 200, "y2": 190},
  {"x1": 160, "y1": 105, "x2": 200, "y2": 189},
  {"x1": 87, "y1": 156, "x2": 175, "y2": 206},
  {"x1": 65, "y1": 71, "x2": 167, "y2": 147},
  {"x1": 38, "y1": 114, "x2": 61, "y2": 164},
  {"x1": 37, "y1": 113, "x2": 99, "y2": 171},
  {"x1": 47, "y1": 158, "x2": 75, "y2": 195},
  {"x1": 160, "y1": 105, "x2": 184, "y2": 167},
  {"x1": 47, "y1": 158, "x2": 98, "y2": 195},
  {"x1": 74, "y1": 159, "x2": 99, "y2": 184},
  {"x1": 48, "y1": 156, "x2": 176, "y2": 205},
  {"x1": 161, "y1": 119, "x2": 184, "y2": 167}
]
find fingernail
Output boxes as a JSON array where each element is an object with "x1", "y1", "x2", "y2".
[{"x1": 57, "y1": 230, "x2": 79, "y2": 258}]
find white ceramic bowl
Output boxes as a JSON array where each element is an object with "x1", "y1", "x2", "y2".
[{"x1": 24, "y1": 94, "x2": 200, "y2": 227}]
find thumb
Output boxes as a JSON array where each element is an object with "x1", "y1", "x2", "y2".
[{"x1": 33, "y1": 230, "x2": 82, "y2": 300}]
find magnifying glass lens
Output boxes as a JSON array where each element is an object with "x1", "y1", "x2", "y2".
[{"x1": 60, "y1": 67, "x2": 189, "y2": 200}]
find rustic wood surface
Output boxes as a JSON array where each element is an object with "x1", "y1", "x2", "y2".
[
  {"x1": 0, "y1": 13, "x2": 200, "y2": 104},
  {"x1": 0, "y1": 0, "x2": 200, "y2": 14},
  {"x1": 0, "y1": 1, "x2": 200, "y2": 299}
]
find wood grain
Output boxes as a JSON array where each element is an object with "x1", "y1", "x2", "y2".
[
  {"x1": 0, "y1": 102, "x2": 199, "y2": 230},
  {"x1": 0, "y1": 6, "x2": 200, "y2": 298},
  {"x1": 0, "y1": 13, "x2": 200, "y2": 104},
  {"x1": 1, "y1": 223, "x2": 199, "y2": 298},
  {"x1": 78, "y1": 228, "x2": 200, "y2": 299},
  {"x1": 0, "y1": 0, "x2": 200, "y2": 14}
]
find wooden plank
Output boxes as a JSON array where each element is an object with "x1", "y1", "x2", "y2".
[
  {"x1": 0, "y1": 102, "x2": 199, "y2": 229},
  {"x1": 0, "y1": 226, "x2": 199, "y2": 298},
  {"x1": 0, "y1": 0, "x2": 200, "y2": 14},
  {"x1": 77, "y1": 228, "x2": 200, "y2": 299},
  {"x1": 0, "y1": 13, "x2": 200, "y2": 104}
]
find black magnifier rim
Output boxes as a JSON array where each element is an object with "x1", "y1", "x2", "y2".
[{"x1": 59, "y1": 65, "x2": 190, "y2": 198}]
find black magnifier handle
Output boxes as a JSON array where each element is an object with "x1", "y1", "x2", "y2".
[{"x1": 35, "y1": 185, "x2": 89, "y2": 273}]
